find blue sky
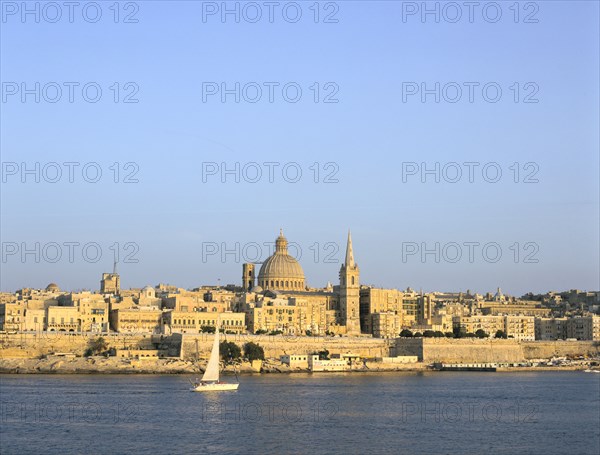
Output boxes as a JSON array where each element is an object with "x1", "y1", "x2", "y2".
[{"x1": 1, "y1": 0, "x2": 599, "y2": 295}]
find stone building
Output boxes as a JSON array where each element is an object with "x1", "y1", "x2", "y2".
[
  {"x1": 109, "y1": 308, "x2": 163, "y2": 334},
  {"x1": 100, "y1": 268, "x2": 120, "y2": 295},
  {"x1": 566, "y1": 315, "x2": 600, "y2": 340},
  {"x1": 453, "y1": 315, "x2": 535, "y2": 341},
  {"x1": 359, "y1": 287, "x2": 432, "y2": 336},
  {"x1": 535, "y1": 317, "x2": 569, "y2": 340},
  {"x1": 163, "y1": 310, "x2": 246, "y2": 334},
  {"x1": 47, "y1": 306, "x2": 80, "y2": 332},
  {"x1": 243, "y1": 292, "x2": 338, "y2": 335}
]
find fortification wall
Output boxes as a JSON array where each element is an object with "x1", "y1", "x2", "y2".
[
  {"x1": 179, "y1": 334, "x2": 390, "y2": 360},
  {"x1": 0, "y1": 333, "x2": 160, "y2": 358},
  {"x1": 2, "y1": 333, "x2": 597, "y2": 363},
  {"x1": 392, "y1": 338, "x2": 600, "y2": 363},
  {"x1": 522, "y1": 341, "x2": 600, "y2": 359}
]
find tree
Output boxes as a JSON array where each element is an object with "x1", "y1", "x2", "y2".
[
  {"x1": 413, "y1": 332, "x2": 423, "y2": 337},
  {"x1": 434, "y1": 331, "x2": 445, "y2": 338},
  {"x1": 399, "y1": 329, "x2": 413, "y2": 338},
  {"x1": 220, "y1": 341, "x2": 241, "y2": 362},
  {"x1": 268, "y1": 330, "x2": 283, "y2": 336},
  {"x1": 495, "y1": 330, "x2": 508, "y2": 339},
  {"x1": 444, "y1": 332, "x2": 454, "y2": 338},
  {"x1": 84, "y1": 337, "x2": 108, "y2": 357},
  {"x1": 244, "y1": 342, "x2": 265, "y2": 361},
  {"x1": 255, "y1": 329, "x2": 268, "y2": 335},
  {"x1": 475, "y1": 329, "x2": 488, "y2": 339},
  {"x1": 453, "y1": 326, "x2": 466, "y2": 338},
  {"x1": 201, "y1": 325, "x2": 216, "y2": 334},
  {"x1": 423, "y1": 330, "x2": 435, "y2": 338},
  {"x1": 311, "y1": 349, "x2": 329, "y2": 360}
]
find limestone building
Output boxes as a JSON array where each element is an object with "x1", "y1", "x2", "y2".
[
  {"x1": 163, "y1": 310, "x2": 246, "y2": 334},
  {"x1": 100, "y1": 264, "x2": 120, "y2": 295}
]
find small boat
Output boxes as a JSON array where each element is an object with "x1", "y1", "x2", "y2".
[
  {"x1": 190, "y1": 322, "x2": 239, "y2": 392},
  {"x1": 584, "y1": 369, "x2": 600, "y2": 374}
]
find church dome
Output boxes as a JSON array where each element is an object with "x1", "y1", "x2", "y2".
[
  {"x1": 45, "y1": 283, "x2": 60, "y2": 292},
  {"x1": 258, "y1": 230, "x2": 305, "y2": 291}
]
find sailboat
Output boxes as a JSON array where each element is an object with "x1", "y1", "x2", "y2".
[{"x1": 190, "y1": 322, "x2": 239, "y2": 392}]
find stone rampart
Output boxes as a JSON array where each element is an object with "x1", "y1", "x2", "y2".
[
  {"x1": 0, "y1": 332, "x2": 160, "y2": 358},
  {"x1": 392, "y1": 338, "x2": 600, "y2": 363},
  {"x1": 179, "y1": 334, "x2": 390, "y2": 360}
]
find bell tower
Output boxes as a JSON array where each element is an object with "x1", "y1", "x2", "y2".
[
  {"x1": 242, "y1": 263, "x2": 255, "y2": 291},
  {"x1": 339, "y1": 230, "x2": 360, "y2": 335}
]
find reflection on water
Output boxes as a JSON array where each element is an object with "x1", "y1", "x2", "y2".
[{"x1": 1, "y1": 372, "x2": 599, "y2": 454}]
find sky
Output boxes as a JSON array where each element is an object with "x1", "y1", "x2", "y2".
[{"x1": 1, "y1": 0, "x2": 599, "y2": 296}]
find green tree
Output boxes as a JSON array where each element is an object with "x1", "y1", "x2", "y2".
[
  {"x1": 453, "y1": 326, "x2": 466, "y2": 338},
  {"x1": 413, "y1": 332, "x2": 423, "y2": 337},
  {"x1": 268, "y1": 330, "x2": 283, "y2": 336},
  {"x1": 423, "y1": 330, "x2": 435, "y2": 338},
  {"x1": 244, "y1": 342, "x2": 265, "y2": 361},
  {"x1": 311, "y1": 349, "x2": 329, "y2": 360},
  {"x1": 255, "y1": 329, "x2": 268, "y2": 335},
  {"x1": 475, "y1": 329, "x2": 488, "y2": 338},
  {"x1": 495, "y1": 330, "x2": 508, "y2": 339},
  {"x1": 444, "y1": 332, "x2": 454, "y2": 338},
  {"x1": 220, "y1": 341, "x2": 241, "y2": 362},
  {"x1": 399, "y1": 329, "x2": 413, "y2": 338},
  {"x1": 84, "y1": 337, "x2": 108, "y2": 357},
  {"x1": 201, "y1": 325, "x2": 216, "y2": 334}
]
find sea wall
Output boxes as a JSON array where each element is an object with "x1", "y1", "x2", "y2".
[
  {"x1": 2, "y1": 333, "x2": 598, "y2": 364},
  {"x1": 179, "y1": 334, "x2": 390, "y2": 360},
  {"x1": 392, "y1": 338, "x2": 600, "y2": 363},
  {"x1": 0, "y1": 333, "x2": 179, "y2": 359},
  {"x1": 522, "y1": 341, "x2": 600, "y2": 359}
]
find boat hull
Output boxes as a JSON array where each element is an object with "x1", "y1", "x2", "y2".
[{"x1": 191, "y1": 383, "x2": 239, "y2": 392}]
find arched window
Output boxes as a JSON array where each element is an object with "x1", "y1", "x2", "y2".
[
  {"x1": 351, "y1": 276, "x2": 355, "y2": 285},
  {"x1": 285, "y1": 281, "x2": 289, "y2": 288}
]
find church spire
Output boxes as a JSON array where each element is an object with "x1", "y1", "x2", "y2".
[{"x1": 345, "y1": 230, "x2": 355, "y2": 267}]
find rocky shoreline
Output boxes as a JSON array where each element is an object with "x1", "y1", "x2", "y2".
[
  {"x1": 1, "y1": 357, "x2": 597, "y2": 374},
  {"x1": 0, "y1": 356, "x2": 429, "y2": 374}
]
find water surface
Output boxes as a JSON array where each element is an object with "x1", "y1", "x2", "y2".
[{"x1": 1, "y1": 372, "x2": 599, "y2": 454}]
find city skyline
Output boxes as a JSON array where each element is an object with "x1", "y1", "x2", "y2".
[
  {"x1": 1, "y1": 228, "x2": 597, "y2": 297},
  {"x1": 2, "y1": 2, "x2": 599, "y2": 296}
]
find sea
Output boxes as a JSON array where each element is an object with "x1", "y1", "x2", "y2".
[{"x1": 1, "y1": 372, "x2": 599, "y2": 454}]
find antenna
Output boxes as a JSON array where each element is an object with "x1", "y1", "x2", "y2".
[{"x1": 113, "y1": 260, "x2": 118, "y2": 275}]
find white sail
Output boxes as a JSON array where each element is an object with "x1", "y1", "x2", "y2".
[{"x1": 201, "y1": 326, "x2": 220, "y2": 383}]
